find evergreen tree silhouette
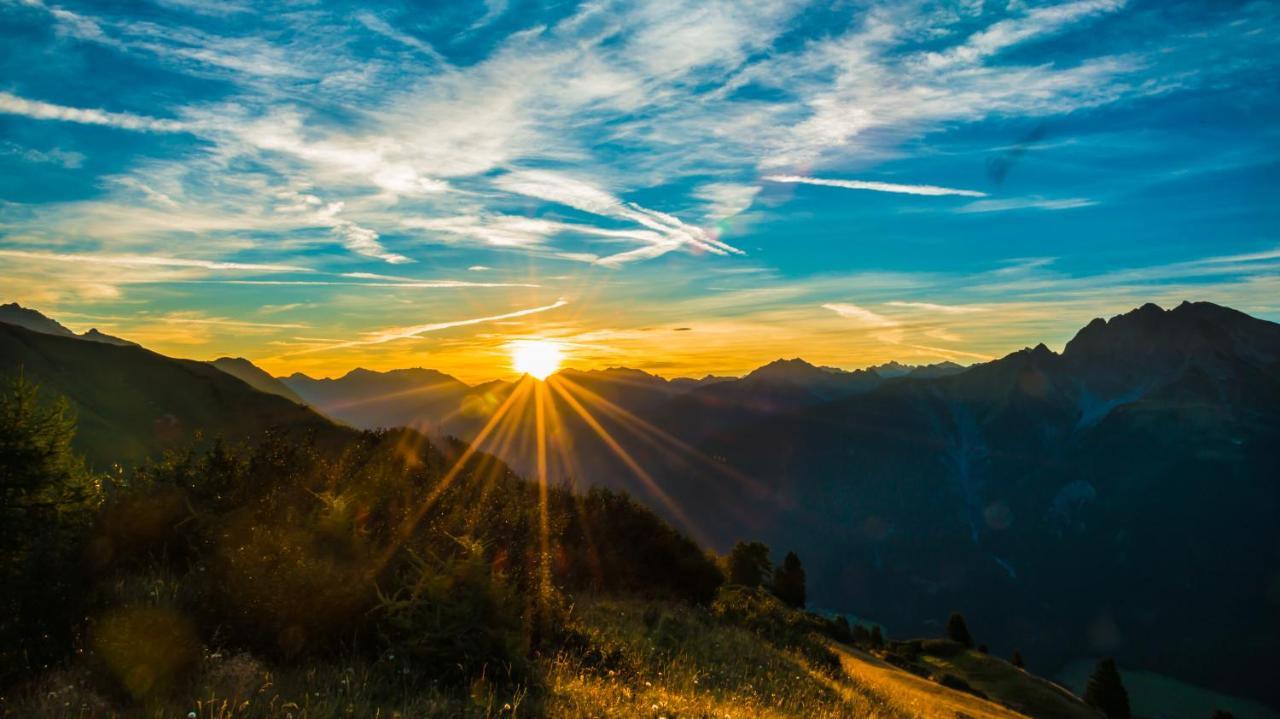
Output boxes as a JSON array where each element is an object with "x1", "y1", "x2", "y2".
[
  {"x1": 771, "y1": 551, "x2": 807, "y2": 608},
  {"x1": 946, "y1": 612, "x2": 974, "y2": 648},
  {"x1": 1083, "y1": 658, "x2": 1131, "y2": 719}
]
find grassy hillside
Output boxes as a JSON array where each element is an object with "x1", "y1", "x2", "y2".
[{"x1": 8, "y1": 595, "x2": 1097, "y2": 718}]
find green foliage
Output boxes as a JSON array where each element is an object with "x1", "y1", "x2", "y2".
[
  {"x1": 726, "y1": 540, "x2": 772, "y2": 588},
  {"x1": 0, "y1": 374, "x2": 99, "y2": 682},
  {"x1": 771, "y1": 550, "x2": 807, "y2": 609},
  {"x1": 373, "y1": 539, "x2": 531, "y2": 688},
  {"x1": 558, "y1": 487, "x2": 724, "y2": 604},
  {"x1": 709, "y1": 586, "x2": 843, "y2": 675},
  {"x1": 1083, "y1": 658, "x2": 1131, "y2": 719},
  {"x1": 946, "y1": 612, "x2": 974, "y2": 648}
]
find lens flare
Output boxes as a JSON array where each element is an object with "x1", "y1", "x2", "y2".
[{"x1": 510, "y1": 340, "x2": 564, "y2": 380}]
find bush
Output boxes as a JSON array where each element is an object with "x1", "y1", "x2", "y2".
[
  {"x1": 373, "y1": 539, "x2": 531, "y2": 687},
  {"x1": 710, "y1": 586, "x2": 841, "y2": 675},
  {"x1": 726, "y1": 541, "x2": 772, "y2": 588}
]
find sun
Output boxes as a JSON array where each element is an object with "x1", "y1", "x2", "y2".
[{"x1": 510, "y1": 339, "x2": 564, "y2": 380}]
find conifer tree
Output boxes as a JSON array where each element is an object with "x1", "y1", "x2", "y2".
[
  {"x1": 0, "y1": 373, "x2": 98, "y2": 680},
  {"x1": 1083, "y1": 658, "x2": 1131, "y2": 719},
  {"x1": 771, "y1": 551, "x2": 807, "y2": 608},
  {"x1": 946, "y1": 612, "x2": 974, "y2": 648}
]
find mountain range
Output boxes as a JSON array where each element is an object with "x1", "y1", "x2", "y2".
[{"x1": 2, "y1": 300, "x2": 1277, "y2": 712}]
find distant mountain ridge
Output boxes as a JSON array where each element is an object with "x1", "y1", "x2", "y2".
[
  {"x1": 210, "y1": 356, "x2": 307, "y2": 406},
  {"x1": 0, "y1": 302, "x2": 136, "y2": 346}
]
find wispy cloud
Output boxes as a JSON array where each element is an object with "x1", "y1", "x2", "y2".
[
  {"x1": 0, "y1": 249, "x2": 308, "y2": 273},
  {"x1": 0, "y1": 92, "x2": 188, "y2": 132},
  {"x1": 285, "y1": 298, "x2": 572, "y2": 355},
  {"x1": 493, "y1": 170, "x2": 744, "y2": 265},
  {"x1": 886, "y1": 301, "x2": 987, "y2": 314},
  {"x1": 957, "y1": 197, "x2": 1096, "y2": 213},
  {"x1": 765, "y1": 175, "x2": 986, "y2": 198},
  {"x1": 821, "y1": 303, "x2": 899, "y2": 327}
]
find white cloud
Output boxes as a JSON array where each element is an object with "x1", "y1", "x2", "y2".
[
  {"x1": 694, "y1": 182, "x2": 761, "y2": 221},
  {"x1": 0, "y1": 248, "x2": 309, "y2": 273},
  {"x1": 356, "y1": 12, "x2": 448, "y2": 64},
  {"x1": 885, "y1": 301, "x2": 986, "y2": 314},
  {"x1": 821, "y1": 303, "x2": 899, "y2": 327},
  {"x1": 332, "y1": 220, "x2": 412, "y2": 265},
  {"x1": 957, "y1": 197, "x2": 1097, "y2": 213},
  {"x1": 493, "y1": 170, "x2": 744, "y2": 265},
  {"x1": 765, "y1": 174, "x2": 986, "y2": 197},
  {"x1": 285, "y1": 297, "x2": 572, "y2": 354},
  {"x1": 0, "y1": 92, "x2": 187, "y2": 132}
]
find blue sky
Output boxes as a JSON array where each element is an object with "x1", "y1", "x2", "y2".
[{"x1": 1, "y1": 0, "x2": 1277, "y2": 380}]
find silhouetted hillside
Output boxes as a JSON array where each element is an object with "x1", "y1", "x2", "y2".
[
  {"x1": 0, "y1": 322, "x2": 342, "y2": 467},
  {"x1": 210, "y1": 356, "x2": 306, "y2": 405}
]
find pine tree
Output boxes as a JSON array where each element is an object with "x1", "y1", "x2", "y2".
[
  {"x1": 946, "y1": 612, "x2": 974, "y2": 648},
  {"x1": 1011, "y1": 649, "x2": 1025, "y2": 668},
  {"x1": 0, "y1": 373, "x2": 98, "y2": 681},
  {"x1": 869, "y1": 625, "x2": 884, "y2": 648},
  {"x1": 726, "y1": 541, "x2": 772, "y2": 588},
  {"x1": 1083, "y1": 658, "x2": 1131, "y2": 719},
  {"x1": 771, "y1": 551, "x2": 807, "y2": 608}
]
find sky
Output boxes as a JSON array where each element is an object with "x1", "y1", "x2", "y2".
[{"x1": 1, "y1": 0, "x2": 1278, "y2": 382}]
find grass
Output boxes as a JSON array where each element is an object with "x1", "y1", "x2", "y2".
[
  {"x1": 915, "y1": 648, "x2": 1099, "y2": 719},
  {"x1": 542, "y1": 599, "x2": 886, "y2": 718},
  {"x1": 1, "y1": 598, "x2": 898, "y2": 719},
  {"x1": 4, "y1": 593, "x2": 1103, "y2": 719}
]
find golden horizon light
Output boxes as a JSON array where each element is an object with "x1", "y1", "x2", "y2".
[{"x1": 510, "y1": 339, "x2": 564, "y2": 380}]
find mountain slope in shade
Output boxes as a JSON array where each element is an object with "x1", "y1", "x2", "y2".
[
  {"x1": 0, "y1": 302, "x2": 136, "y2": 346},
  {"x1": 668, "y1": 302, "x2": 1280, "y2": 710},
  {"x1": 0, "y1": 322, "x2": 344, "y2": 467},
  {"x1": 210, "y1": 356, "x2": 306, "y2": 405},
  {"x1": 80, "y1": 327, "x2": 138, "y2": 346},
  {"x1": 282, "y1": 367, "x2": 475, "y2": 434},
  {"x1": 0, "y1": 302, "x2": 77, "y2": 337}
]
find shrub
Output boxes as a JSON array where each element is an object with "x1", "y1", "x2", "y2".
[
  {"x1": 710, "y1": 586, "x2": 841, "y2": 675},
  {"x1": 91, "y1": 607, "x2": 201, "y2": 700},
  {"x1": 373, "y1": 539, "x2": 531, "y2": 687}
]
